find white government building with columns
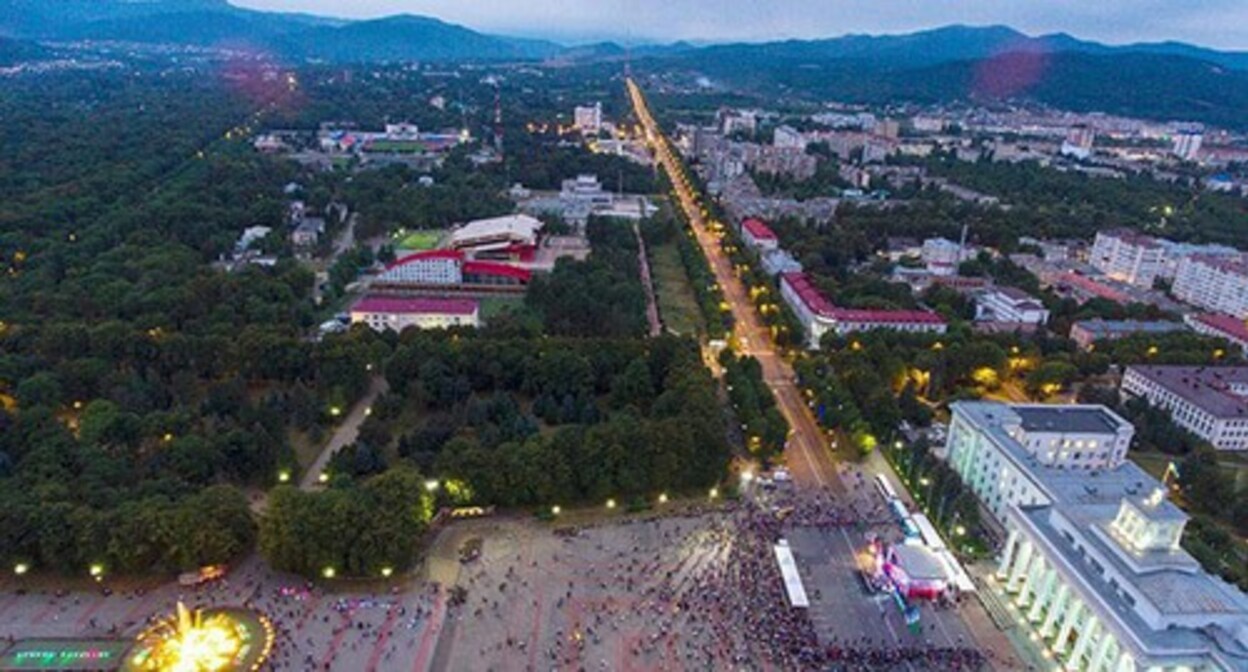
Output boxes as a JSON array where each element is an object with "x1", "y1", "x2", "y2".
[{"x1": 943, "y1": 401, "x2": 1248, "y2": 671}]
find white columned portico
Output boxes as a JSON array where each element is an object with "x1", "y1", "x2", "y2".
[
  {"x1": 1054, "y1": 599, "x2": 1084, "y2": 654},
  {"x1": 1040, "y1": 583, "x2": 1070, "y2": 637},
  {"x1": 1018, "y1": 549, "x2": 1048, "y2": 607},
  {"x1": 1068, "y1": 616, "x2": 1101, "y2": 669},
  {"x1": 1027, "y1": 566, "x2": 1058, "y2": 622},
  {"x1": 1007, "y1": 539, "x2": 1034, "y2": 592},
  {"x1": 997, "y1": 529, "x2": 1020, "y2": 577},
  {"x1": 1087, "y1": 630, "x2": 1116, "y2": 672}
]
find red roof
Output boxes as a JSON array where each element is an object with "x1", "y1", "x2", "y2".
[
  {"x1": 1192, "y1": 313, "x2": 1248, "y2": 343},
  {"x1": 781, "y1": 272, "x2": 945, "y2": 325},
  {"x1": 387, "y1": 248, "x2": 464, "y2": 269},
  {"x1": 352, "y1": 295, "x2": 478, "y2": 316},
  {"x1": 1058, "y1": 272, "x2": 1130, "y2": 304},
  {"x1": 742, "y1": 218, "x2": 778, "y2": 241},
  {"x1": 463, "y1": 260, "x2": 532, "y2": 281}
]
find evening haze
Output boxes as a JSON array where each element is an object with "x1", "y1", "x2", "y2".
[{"x1": 232, "y1": 0, "x2": 1248, "y2": 49}]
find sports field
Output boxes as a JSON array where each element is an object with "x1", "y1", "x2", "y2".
[{"x1": 394, "y1": 229, "x2": 444, "y2": 251}]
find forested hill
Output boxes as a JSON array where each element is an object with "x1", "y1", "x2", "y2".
[{"x1": 648, "y1": 48, "x2": 1248, "y2": 131}]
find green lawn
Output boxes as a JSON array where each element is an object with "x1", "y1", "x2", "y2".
[
  {"x1": 650, "y1": 239, "x2": 703, "y2": 336},
  {"x1": 394, "y1": 229, "x2": 444, "y2": 251}
]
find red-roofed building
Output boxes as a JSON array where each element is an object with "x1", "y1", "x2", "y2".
[
  {"x1": 375, "y1": 249, "x2": 531, "y2": 292},
  {"x1": 741, "y1": 218, "x2": 779, "y2": 252},
  {"x1": 779, "y1": 272, "x2": 946, "y2": 348},
  {"x1": 350, "y1": 295, "x2": 480, "y2": 332},
  {"x1": 1185, "y1": 313, "x2": 1248, "y2": 352}
]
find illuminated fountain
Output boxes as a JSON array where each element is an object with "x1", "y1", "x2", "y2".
[{"x1": 124, "y1": 602, "x2": 273, "y2": 672}]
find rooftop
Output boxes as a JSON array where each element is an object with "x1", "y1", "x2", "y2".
[
  {"x1": 1073, "y1": 319, "x2": 1188, "y2": 337},
  {"x1": 1100, "y1": 228, "x2": 1162, "y2": 250},
  {"x1": 741, "y1": 217, "x2": 778, "y2": 241},
  {"x1": 1014, "y1": 405, "x2": 1126, "y2": 435},
  {"x1": 780, "y1": 272, "x2": 945, "y2": 325},
  {"x1": 1126, "y1": 365, "x2": 1248, "y2": 419},
  {"x1": 1189, "y1": 313, "x2": 1248, "y2": 344},
  {"x1": 351, "y1": 296, "x2": 478, "y2": 316},
  {"x1": 1188, "y1": 254, "x2": 1248, "y2": 277}
]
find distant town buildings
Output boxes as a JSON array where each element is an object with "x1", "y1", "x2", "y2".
[
  {"x1": 945, "y1": 400, "x2": 1248, "y2": 671},
  {"x1": 1121, "y1": 365, "x2": 1248, "y2": 451},
  {"x1": 1171, "y1": 130, "x2": 1204, "y2": 161},
  {"x1": 574, "y1": 102, "x2": 602, "y2": 134},
  {"x1": 1172, "y1": 254, "x2": 1248, "y2": 319},
  {"x1": 350, "y1": 295, "x2": 480, "y2": 332},
  {"x1": 779, "y1": 271, "x2": 946, "y2": 348},
  {"x1": 1068, "y1": 319, "x2": 1189, "y2": 350},
  {"x1": 772, "y1": 125, "x2": 806, "y2": 150},
  {"x1": 1059, "y1": 125, "x2": 1095, "y2": 159}
]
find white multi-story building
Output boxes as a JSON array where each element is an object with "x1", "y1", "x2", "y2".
[
  {"x1": 1155, "y1": 240, "x2": 1241, "y2": 280},
  {"x1": 1089, "y1": 229, "x2": 1165, "y2": 288},
  {"x1": 974, "y1": 287, "x2": 1050, "y2": 325},
  {"x1": 772, "y1": 125, "x2": 806, "y2": 150},
  {"x1": 1121, "y1": 365, "x2": 1248, "y2": 451},
  {"x1": 779, "y1": 272, "x2": 945, "y2": 348},
  {"x1": 1172, "y1": 255, "x2": 1248, "y2": 319},
  {"x1": 945, "y1": 401, "x2": 1248, "y2": 671},
  {"x1": 574, "y1": 103, "x2": 602, "y2": 134},
  {"x1": 1172, "y1": 131, "x2": 1203, "y2": 161},
  {"x1": 922, "y1": 237, "x2": 964, "y2": 276},
  {"x1": 350, "y1": 296, "x2": 479, "y2": 332},
  {"x1": 1060, "y1": 125, "x2": 1095, "y2": 159}
]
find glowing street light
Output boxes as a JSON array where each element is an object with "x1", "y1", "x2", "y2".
[
  {"x1": 277, "y1": 470, "x2": 291, "y2": 483},
  {"x1": 658, "y1": 493, "x2": 669, "y2": 504},
  {"x1": 381, "y1": 567, "x2": 393, "y2": 579},
  {"x1": 329, "y1": 406, "x2": 342, "y2": 417},
  {"x1": 424, "y1": 479, "x2": 440, "y2": 492},
  {"x1": 606, "y1": 498, "x2": 617, "y2": 510},
  {"x1": 14, "y1": 563, "x2": 28, "y2": 576},
  {"x1": 741, "y1": 470, "x2": 754, "y2": 484},
  {"x1": 89, "y1": 564, "x2": 104, "y2": 581},
  {"x1": 551, "y1": 505, "x2": 562, "y2": 516},
  {"x1": 318, "y1": 472, "x2": 329, "y2": 484},
  {"x1": 708, "y1": 487, "x2": 719, "y2": 499},
  {"x1": 322, "y1": 567, "x2": 336, "y2": 579},
  {"x1": 954, "y1": 525, "x2": 967, "y2": 537}
]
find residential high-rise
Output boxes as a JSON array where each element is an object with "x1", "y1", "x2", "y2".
[
  {"x1": 1089, "y1": 229, "x2": 1165, "y2": 288},
  {"x1": 1172, "y1": 254, "x2": 1248, "y2": 319}
]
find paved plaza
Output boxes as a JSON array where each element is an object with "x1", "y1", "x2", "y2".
[{"x1": 1, "y1": 490, "x2": 1022, "y2": 671}]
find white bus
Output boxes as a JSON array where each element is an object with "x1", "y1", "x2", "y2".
[{"x1": 874, "y1": 474, "x2": 898, "y2": 502}]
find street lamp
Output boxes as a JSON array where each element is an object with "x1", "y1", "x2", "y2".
[
  {"x1": 606, "y1": 498, "x2": 616, "y2": 510},
  {"x1": 424, "y1": 479, "x2": 440, "y2": 492},
  {"x1": 278, "y1": 470, "x2": 290, "y2": 484},
  {"x1": 381, "y1": 567, "x2": 393, "y2": 578},
  {"x1": 89, "y1": 564, "x2": 104, "y2": 581},
  {"x1": 14, "y1": 563, "x2": 28, "y2": 576},
  {"x1": 318, "y1": 472, "x2": 329, "y2": 484},
  {"x1": 322, "y1": 567, "x2": 336, "y2": 579},
  {"x1": 708, "y1": 487, "x2": 719, "y2": 499},
  {"x1": 658, "y1": 493, "x2": 669, "y2": 504},
  {"x1": 551, "y1": 505, "x2": 562, "y2": 516}
]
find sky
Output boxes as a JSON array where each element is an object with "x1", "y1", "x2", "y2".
[{"x1": 231, "y1": 0, "x2": 1248, "y2": 50}]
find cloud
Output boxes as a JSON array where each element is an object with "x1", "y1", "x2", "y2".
[{"x1": 231, "y1": 0, "x2": 1248, "y2": 49}]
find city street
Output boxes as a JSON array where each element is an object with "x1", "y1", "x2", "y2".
[
  {"x1": 627, "y1": 78, "x2": 1024, "y2": 670},
  {"x1": 626, "y1": 78, "x2": 841, "y2": 495}
]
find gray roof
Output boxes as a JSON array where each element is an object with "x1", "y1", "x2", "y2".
[
  {"x1": 1127, "y1": 366, "x2": 1248, "y2": 419},
  {"x1": 1073, "y1": 319, "x2": 1188, "y2": 337},
  {"x1": 1014, "y1": 405, "x2": 1124, "y2": 435}
]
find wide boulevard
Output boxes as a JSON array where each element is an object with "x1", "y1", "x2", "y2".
[{"x1": 626, "y1": 77, "x2": 843, "y2": 494}]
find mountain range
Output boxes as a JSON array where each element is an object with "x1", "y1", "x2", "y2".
[{"x1": 4, "y1": 1, "x2": 1248, "y2": 128}]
